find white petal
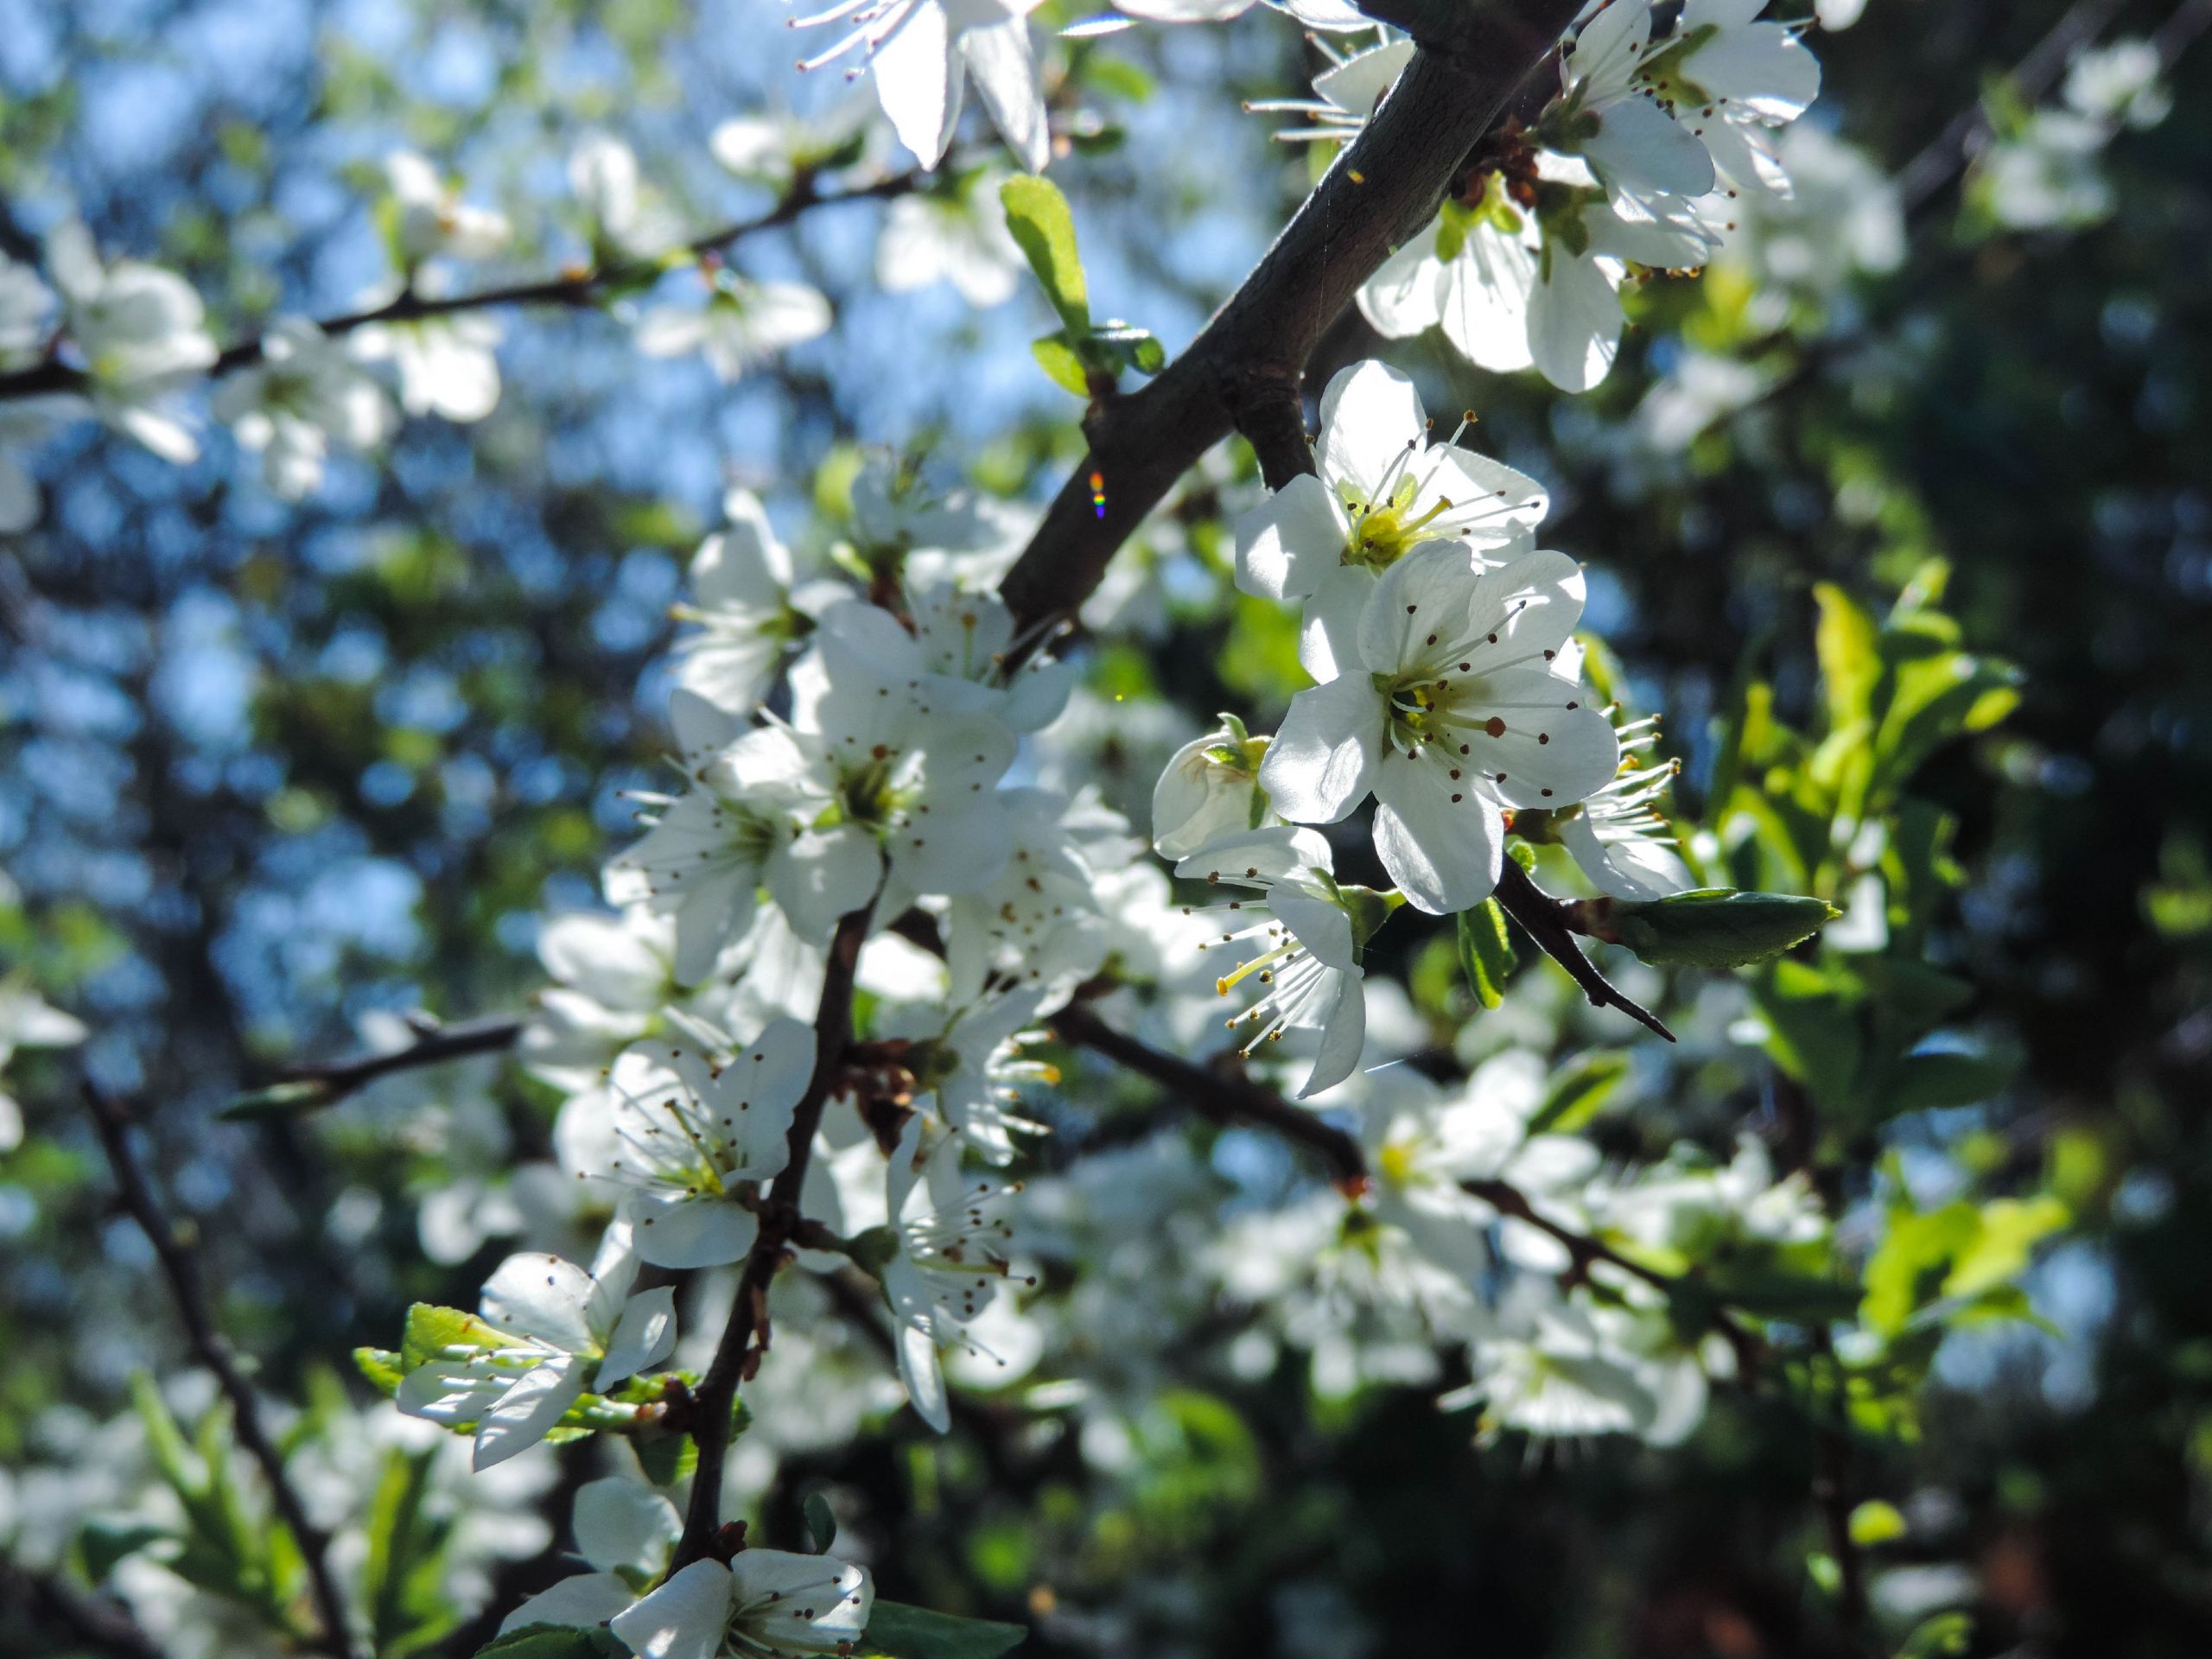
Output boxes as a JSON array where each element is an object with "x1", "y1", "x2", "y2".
[
  {"x1": 1268, "y1": 888, "x2": 1357, "y2": 974},
  {"x1": 1439, "y1": 219, "x2": 1539, "y2": 372},
  {"x1": 626, "y1": 1193, "x2": 760, "y2": 1270},
  {"x1": 573, "y1": 1478, "x2": 682, "y2": 1580},
  {"x1": 480, "y1": 1253, "x2": 598, "y2": 1350},
  {"x1": 1684, "y1": 24, "x2": 1821, "y2": 121},
  {"x1": 1370, "y1": 756, "x2": 1503, "y2": 914},
  {"x1": 1357, "y1": 236, "x2": 1446, "y2": 340},
  {"x1": 728, "y1": 1551, "x2": 873, "y2": 1653},
  {"x1": 500, "y1": 1573, "x2": 637, "y2": 1635},
  {"x1": 594, "y1": 1287, "x2": 677, "y2": 1389},
  {"x1": 1298, "y1": 564, "x2": 1374, "y2": 683},
  {"x1": 767, "y1": 822, "x2": 881, "y2": 938},
  {"x1": 871, "y1": 3, "x2": 963, "y2": 168},
  {"x1": 1297, "y1": 969, "x2": 1367, "y2": 1099},
  {"x1": 1527, "y1": 251, "x2": 1624, "y2": 394},
  {"x1": 1260, "y1": 674, "x2": 1383, "y2": 824},
  {"x1": 1465, "y1": 671, "x2": 1621, "y2": 809},
  {"x1": 1582, "y1": 95, "x2": 1714, "y2": 197},
  {"x1": 613, "y1": 1560, "x2": 734, "y2": 1659},
  {"x1": 1316, "y1": 359, "x2": 1426, "y2": 504},
  {"x1": 474, "y1": 1353, "x2": 585, "y2": 1470},
  {"x1": 898, "y1": 1319, "x2": 952, "y2": 1433},
  {"x1": 960, "y1": 18, "x2": 1051, "y2": 174},
  {"x1": 1233, "y1": 472, "x2": 1343, "y2": 602}
]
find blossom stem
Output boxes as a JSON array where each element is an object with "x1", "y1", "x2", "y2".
[
  {"x1": 1493, "y1": 861, "x2": 1676, "y2": 1043},
  {"x1": 674, "y1": 895, "x2": 879, "y2": 1569},
  {"x1": 79, "y1": 1084, "x2": 362, "y2": 1659}
]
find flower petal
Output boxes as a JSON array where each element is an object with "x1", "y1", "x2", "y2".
[
  {"x1": 613, "y1": 1560, "x2": 734, "y2": 1659},
  {"x1": 1233, "y1": 472, "x2": 1343, "y2": 602},
  {"x1": 1260, "y1": 674, "x2": 1383, "y2": 824},
  {"x1": 1370, "y1": 754, "x2": 1503, "y2": 914},
  {"x1": 474, "y1": 1352, "x2": 585, "y2": 1471}
]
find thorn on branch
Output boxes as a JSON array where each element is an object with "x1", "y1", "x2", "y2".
[{"x1": 1493, "y1": 861, "x2": 1676, "y2": 1043}]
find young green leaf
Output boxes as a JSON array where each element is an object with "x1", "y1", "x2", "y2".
[
  {"x1": 863, "y1": 1600, "x2": 1027, "y2": 1659},
  {"x1": 1610, "y1": 889, "x2": 1839, "y2": 969},
  {"x1": 804, "y1": 1490, "x2": 839, "y2": 1554},
  {"x1": 474, "y1": 1624, "x2": 630, "y2": 1659},
  {"x1": 1000, "y1": 176, "x2": 1089, "y2": 334},
  {"x1": 1455, "y1": 899, "x2": 1516, "y2": 1010}
]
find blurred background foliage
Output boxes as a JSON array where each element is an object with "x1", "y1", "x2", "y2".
[{"x1": 3, "y1": 0, "x2": 2211, "y2": 1656}]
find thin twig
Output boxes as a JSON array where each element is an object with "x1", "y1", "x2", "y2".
[
  {"x1": 1493, "y1": 862, "x2": 1675, "y2": 1042},
  {"x1": 1050, "y1": 1000, "x2": 1368, "y2": 1185},
  {"x1": 673, "y1": 899, "x2": 877, "y2": 1568},
  {"x1": 221, "y1": 1013, "x2": 525, "y2": 1118},
  {"x1": 79, "y1": 1084, "x2": 359, "y2": 1659},
  {"x1": 0, "y1": 162, "x2": 947, "y2": 404}
]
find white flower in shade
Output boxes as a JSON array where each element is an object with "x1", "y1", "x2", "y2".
[
  {"x1": 0, "y1": 256, "x2": 55, "y2": 359},
  {"x1": 882, "y1": 1115, "x2": 1027, "y2": 1432},
  {"x1": 1175, "y1": 827, "x2": 1378, "y2": 1099},
  {"x1": 212, "y1": 318, "x2": 393, "y2": 499},
  {"x1": 612, "y1": 712, "x2": 879, "y2": 984},
  {"x1": 499, "y1": 1478, "x2": 681, "y2": 1633},
  {"x1": 1454, "y1": 1297, "x2": 1664, "y2": 1441},
  {"x1": 0, "y1": 396, "x2": 86, "y2": 532},
  {"x1": 794, "y1": 0, "x2": 1052, "y2": 175},
  {"x1": 0, "y1": 979, "x2": 87, "y2": 1152},
  {"x1": 785, "y1": 604, "x2": 1020, "y2": 901},
  {"x1": 848, "y1": 454, "x2": 1007, "y2": 563},
  {"x1": 520, "y1": 906, "x2": 683, "y2": 1091},
  {"x1": 1260, "y1": 545, "x2": 1619, "y2": 914},
  {"x1": 2063, "y1": 38, "x2": 2171, "y2": 129},
  {"x1": 396, "y1": 1222, "x2": 677, "y2": 1469},
  {"x1": 1246, "y1": 35, "x2": 1412, "y2": 145},
  {"x1": 561, "y1": 1019, "x2": 814, "y2": 1268},
  {"x1": 1638, "y1": 0, "x2": 1821, "y2": 197},
  {"x1": 352, "y1": 311, "x2": 503, "y2": 422},
  {"x1": 611, "y1": 1549, "x2": 873, "y2": 1659},
  {"x1": 940, "y1": 789, "x2": 1111, "y2": 1005},
  {"x1": 569, "y1": 133, "x2": 682, "y2": 262},
  {"x1": 1540, "y1": 0, "x2": 1714, "y2": 200},
  {"x1": 47, "y1": 221, "x2": 216, "y2": 462},
  {"x1": 895, "y1": 985, "x2": 1054, "y2": 1163},
  {"x1": 1523, "y1": 174, "x2": 1717, "y2": 393},
  {"x1": 1234, "y1": 359, "x2": 1548, "y2": 620},
  {"x1": 876, "y1": 175, "x2": 1026, "y2": 308},
  {"x1": 637, "y1": 272, "x2": 831, "y2": 383},
  {"x1": 902, "y1": 581, "x2": 1075, "y2": 734},
  {"x1": 1548, "y1": 714, "x2": 1694, "y2": 901},
  {"x1": 1151, "y1": 715, "x2": 1275, "y2": 861},
  {"x1": 709, "y1": 94, "x2": 877, "y2": 188},
  {"x1": 669, "y1": 491, "x2": 813, "y2": 717},
  {"x1": 385, "y1": 151, "x2": 512, "y2": 269}
]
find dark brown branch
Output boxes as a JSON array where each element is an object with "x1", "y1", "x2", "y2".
[
  {"x1": 1050, "y1": 1000, "x2": 1366, "y2": 1185},
  {"x1": 224, "y1": 1013, "x2": 525, "y2": 1117},
  {"x1": 674, "y1": 899, "x2": 877, "y2": 1567},
  {"x1": 1, "y1": 1555, "x2": 168, "y2": 1659},
  {"x1": 1493, "y1": 861, "x2": 1675, "y2": 1042},
  {"x1": 996, "y1": 4, "x2": 1584, "y2": 639},
  {"x1": 1233, "y1": 372, "x2": 1318, "y2": 491},
  {"x1": 0, "y1": 163, "x2": 944, "y2": 403},
  {"x1": 80, "y1": 1084, "x2": 359, "y2": 1659}
]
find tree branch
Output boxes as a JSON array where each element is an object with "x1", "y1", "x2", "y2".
[
  {"x1": 79, "y1": 1084, "x2": 359, "y2": 1659},
  {"x1": 219, "y1": 1013, "x2": 526, "y2": 1119},
  {"x1": 0, "y1": 1555, "x2": 168, "y2": 1659},
  {"x1": 674, "y1": 899, "x2": 877, "y2": 1568},
  {"x1": 996, "y1": 3, "x2": 1584, "y2": 638},
  {"x1": 0, "y1": 162, "x2": 946, "y2": 404},
  {"x1": 1050, "y1": 1000, "x2": 1367, "y2": 1184},
  {"x1": 1493, "y1": 861, "x2": 1675, "y2": 1042}
]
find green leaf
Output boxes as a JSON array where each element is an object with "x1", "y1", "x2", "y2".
[
  {"x1": 1847, "y1": 1498, "x2": 1907, "y2": 1546},
  {"x1": 355, "y1": 1347, "x2": 406, "y2": 1397},
  {"x1": 77, "y1": 1516, "x2": 173, "y2": 1583},
  {"x1": 365, "y1": 1446, "x2": 459, "y2": 1659},
  {"x1": 999, "y1": 176, "x2": 1089, "y2": 333},
  {"x1": 862, "y1": 1600, "x2": 1027, "y2": 1659},
  {"x1": 1701, "y1": 1264, "x2": 1861, "y2": 1323},
  {"x1": 633, "y1": 1430, "x2": 697, "y2": 1490},
  {"x1": 1897, "y1": 1611, "x2": 1974, "y2": 1658},
  {"x1": 1943, "y1": 1196, "x2": 2068, "y2": 1299},
  {"x1": 1883, "y1": 1046, "x2": 2018, "y2": 1114},
  {"x1": 1524, "y1": 1051, "x2": 1630, "y2": 1135},
  {"x1": 1814, "y1": 582, "x2": 1881, "y2": 738},
  {"x1": 804, "y1": 1491, "x2": 838, "y2": 1554},
  {"x1": 1455, "y1": 899, "x2": 1516, "y2": 1010},
  {"x1": 474, "y1": 1624, "x2": 630, "y2": 1659},
  {"x1": 1029, "y1": 334, "x2": 1092, "y2": 397},
  {"x1": 1610, "y1": 889, "x2": 1839, "y2": 969},
  {"x1": 403, "y1": 1303, "x2": 499, "y2": 1371}
]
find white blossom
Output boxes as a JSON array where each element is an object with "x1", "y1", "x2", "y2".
[
  {"x1": 611, "y1": 1549, "x2": 872, "y2": 1659},
  {"x1": 1260, "y1": 544, "x2": 1619, "y2": 913},
  {"x1": 498, "y1": 1478, "x2": 681, "y2": 1635},
  {"x1": 1548, "y1": 714, "x2": 1695, "y2": 901},
  {"x1": 637, "y1": 271, "x2": 831, "y2": 383},
  {"x1": 569, "y1": 132, "x2": 683, "y2": 261},
  {"x1": 385, "y1": 150, "x2": 512, "y2": 269},
  {"x1": 0, "y1": 978, "x2": 87, "y2": 1152},
  {"x1": 669, "y1": 491, "x2": 807, "y2": 715},
  {"x1": 876, "y1": 175, "x2": 1026, "y2": 307},
  {"x1": 352, "y1": 310, "x2": 504, "y2": 423},
  {"x1": 1151, "y1": 715, "x2": 1275, "y2": 861},
  {"x1": 396, "y1": 1223, "x2": 677, "y2": 1469},
  {"x1": 882, "y1": 1115, "x2": 1028, "y2": 1431},
  {"x1": 1176, "y1": 826, "x2": 1376, "y2": 1098},
  {"x1": 559, "y1": 1018, "x2": 814, "y2": 1268},
  {"x1": 212, "y1": 317, "x2": 393, "y2": 499},
  {"x1": 48, "y1": 220, "x2": 216, "y2": 462},
  {"x1": 792, "y1": 0, "x2": 1052, "y2": 175}
]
